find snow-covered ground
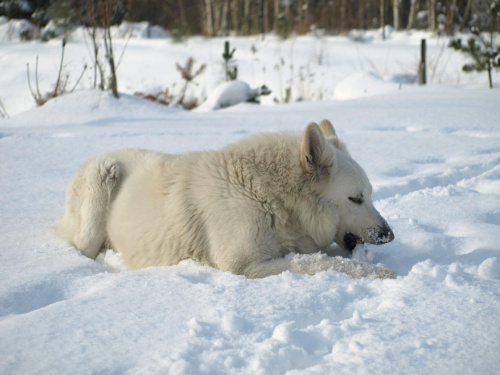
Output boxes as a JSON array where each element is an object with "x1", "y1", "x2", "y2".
[{"x1": 1, "y1": 23, "x2": 500, "y2": 374}]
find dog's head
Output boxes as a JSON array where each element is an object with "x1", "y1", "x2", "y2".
[{"x1": 300, "y1": 120, "x2": 394, "y2": 251}]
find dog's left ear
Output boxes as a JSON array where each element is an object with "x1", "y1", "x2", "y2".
[
  {"x1": 319, "y1": 119, "x2": 348, "y2": 153},
  {"x1": 301, "y1": 122, "x2": 335, "y2": 177}
]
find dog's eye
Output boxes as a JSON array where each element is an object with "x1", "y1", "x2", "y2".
[{"x1": 349, "y1": 197, "x2": 363, "y2": 205}]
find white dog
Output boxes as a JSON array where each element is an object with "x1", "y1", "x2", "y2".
[{"x1": 55, "y1": 120, "x2": 395, "y2": 279}]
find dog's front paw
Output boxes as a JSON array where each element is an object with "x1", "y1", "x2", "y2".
[{"x1": 370, "y1": 266, "x2": 395, "y2": 280}]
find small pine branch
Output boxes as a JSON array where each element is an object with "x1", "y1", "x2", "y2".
[
  {"x1": 448, "y1": 0, "x2": 500, "y2": 89},
  {"x1": 222, "y1": 41, "x2": 238, "y2": 81}
]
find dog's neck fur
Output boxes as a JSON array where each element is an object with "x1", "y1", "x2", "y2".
[{"x1": 221, "y1": 133, "x2": 338, "y2": 253}]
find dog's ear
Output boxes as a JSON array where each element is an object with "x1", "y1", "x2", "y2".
[
  {"x1": 301, "y1": 122, "x2": 334, "y2": 177},
  {"x1": 319, "y1": 119, "x2": 348, "y2": 153},
  {"x1": 319, "y1": 119, "x2": 337, "y2": 139}
]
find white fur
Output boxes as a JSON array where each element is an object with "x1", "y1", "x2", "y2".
[{"x1": 55, "y1": 120, "x2": 394, "y2": 279}]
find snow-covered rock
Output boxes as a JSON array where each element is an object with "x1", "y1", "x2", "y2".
[
  {"x1": 0, "y1": 17, "x2": 38, "y2": 42},
  {"x1": 195, "y1": 80, "x2": 271, "y2": 111}
]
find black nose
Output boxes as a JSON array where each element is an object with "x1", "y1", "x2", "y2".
[{"x1": 375, "y1": 224, "x2": 395, "y2": 244}]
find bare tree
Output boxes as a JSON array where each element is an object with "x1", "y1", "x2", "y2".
[
  {"x1": 27, "y1": 39, "x2": 87, "y2": 106},
  {"x1": 381, "y1": 0, "x2": 386, "y2": 38},
  {"x1": 428, "y1": 0, "x2": 437, "y2": 31},
  {"x1": 100, "y1": 1, "x2": 119, "y2": 98},
  {"x1": 219, "y1": 0, "x2": 230, "y2": 35},
  {"x1": 460, "y1": 0, "x2": 473, "y2": 31},
  {"x1": 407, "y1": 0, "x2": 418, "y2": 29},
  {"x1": 231, "y1": 0, "x2": 240, "y2": 34},
  {"x1": 273, "y1": 0, "x2": 279, "y2": 31},
  {"x1": 340, "y1": 0, "x2": 347, "y2": 31},
  {"x1": 393, "y1": 0, "x2": 400, "y2": 30},
  {"x1": 243, "y1": 0, "x2": 251, "y2": 35},
  {"x1": 204, "y1": 0, "x2": 214, "y2": 36},
  {"x1": 81, "y1": 1, "x2": 104, "y2": 90},
  {"x1": 446, "y1": 0, "x2": 458, "y2": 34}
]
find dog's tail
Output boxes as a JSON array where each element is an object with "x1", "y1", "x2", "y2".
[{"x1": 53, "y1": 156, "x2": 121, "y2": 259}]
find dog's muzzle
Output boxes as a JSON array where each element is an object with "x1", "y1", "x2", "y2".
[
  {"x1": 374, "y1": 223, "x2": 395, "y2": 244},
  {"x1": 343, "y1": 223, "x2": 395, "y2": 251}
]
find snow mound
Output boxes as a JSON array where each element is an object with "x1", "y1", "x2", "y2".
[
  {"x1": 478, "y1": 257, "x2": 500, "y2": 279},
  {"x1": 0, "y1": 17, "x2": 38, "y2": 42},
  {"x1": 334, "y1": 72, "x2": 403, "y2": 100}
]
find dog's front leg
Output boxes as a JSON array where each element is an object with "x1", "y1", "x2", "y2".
[{"x1": 243, "y1": 254, "x2": 394, "y2": 279}]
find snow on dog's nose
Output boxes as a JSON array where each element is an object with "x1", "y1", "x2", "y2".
[{"x1": 374, "y1": 222, "x2": 395, "y2": 244}]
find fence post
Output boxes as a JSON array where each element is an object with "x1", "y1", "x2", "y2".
[{"x1": 419, "y1": 39, "x2": 426, "y2": 85}]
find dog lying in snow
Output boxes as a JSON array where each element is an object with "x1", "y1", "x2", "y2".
[{"x1": 55, "y1": 120, "x2": 395, "y2": 279}]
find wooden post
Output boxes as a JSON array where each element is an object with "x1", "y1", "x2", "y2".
[{"x1": 419, "y1": 39, "x2": 426, "y2": 85}]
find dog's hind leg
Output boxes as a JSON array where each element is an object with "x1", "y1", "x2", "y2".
[{"x1": 55, "y1": 156, "x2": 120, "y2": 259}]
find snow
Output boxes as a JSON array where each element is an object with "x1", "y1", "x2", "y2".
[
  {"x1": 1, "y1": 23, "x2": 500, "y2": 374},
  {"x1": 333, "y1": 71, "x2": 410, "y2": 100}
]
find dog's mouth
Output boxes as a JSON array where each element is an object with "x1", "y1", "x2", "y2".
[{"x1": 343, "y1": 233, "x2": 363, "y2": 252}]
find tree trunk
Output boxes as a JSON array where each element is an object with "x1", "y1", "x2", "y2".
[
  {"x1": 285, "y1": 0, "x2": 290, "y2": 33},
  {"x1": 231, "y1": 0, "x2": 239, "y2": 35},
  {"x1": 219, "y1": 0, "x2": 229, "y2": 35},
  {"x1": 243, "y1": 0, "x2": 251, "y2": 35},
  {"x1": 380, "y1": 0, "x2": 386, "y2": 39},
  {"x1": 367, "y1": 0, "x2": 374, "y2": 29},
  {"x1": 392, "y1": 0, "x2": 400, "y2": 30},
  {"x1": 407, "y1": 0, "x2": 417, "y2": 29},
  {"x1": 357, "y1": 0, "x2": 365, "y2": 29},
  {"x1": 428, "y1": 0, "x2": 436, "y2": 31},
  {"x1": 340, "y1": 0, "x2": 347, "y2": 31},
  {"x1": 263, "y1": 0, "x2": 269, "y2": 36},
  {"x1": 213, "y1": 0, "x2": 221, "y2": 35},
  {"x1": 104, "y1": 28, "x2": 119, "y2": 98},
  {"x1": 274, "y1": 0, "x2": 279, "y2": 31},
  {"x1": 460, "y1": 0, "x2": 472, "y2": 31},
  {"x1": 446, "y1": 0, "x2": 457, "y2": 34},
  {"x1": 304, "y1": 0, "x2": 310, "y2": 31},
  {"x1": 178, "y1": 0, "x2": 187, "y2": 32},
  {"x1": 205, "y1": 0, "x2": 214, "y2": 36}
]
